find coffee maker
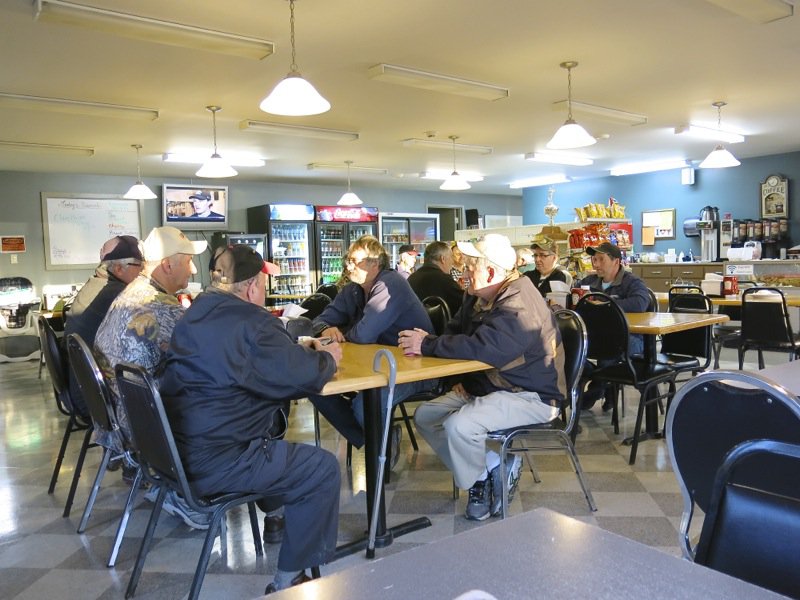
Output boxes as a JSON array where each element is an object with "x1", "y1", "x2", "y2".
[{"x1": 697, "y1": 206, "x2": 720, "y2": 261}]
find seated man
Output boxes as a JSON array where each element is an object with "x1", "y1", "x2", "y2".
[
  {"x1": 310, "y1": 235, "x2": 432, "y2": 450},
  {"x1": 160, "y1": 245, "x2": 342, "y2": 595},
  {"x1": 524, "y1": 239, "x2": 570, "y2": 296},
  {"x1": 576, "y1": 241, "x2": 650, "y2": 410},
  {"x1": 400, "y1": 234, "x2": 566, "y2": 521},
  {"x1": 395, "y1": 244, "x2": 418, "y2": 279},
  {"x1": 407, "y1": 240, "x2": 464, "y2": 316}
]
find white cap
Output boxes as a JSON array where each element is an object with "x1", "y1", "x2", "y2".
[
  {"x1": 457, "y1": 233, "x2": 517, "y2": 271},
  {"x1": 143, "y1": 226, "x2": 207, "y2": 261}
]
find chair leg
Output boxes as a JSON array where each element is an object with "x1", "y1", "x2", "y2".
[
  {"x1": 247, "y1": 502, "x2": 264, "y2": 557},
  {"x1": 187, "y1": 508, "x2": 226, "y2": 600},
  {"x1": 758, "y1": 349, "x2": 765, "y2": 370},
  {"x1": 523, "y1": 451, "x2": 541, "y2": 484},
  {"x1": 452, "y1": 478, "x2": 459, "y2": 500},
  {"x1": 311, "y1": 566, "x2": 321, "y2": 579},
  {"x1": 63, "y1": 427, "x2": 94, "y2": 518},
  {"x1": 126, "y1": 486, "x2": 167, "y2": 598},
  {"x1": 346, "y1": 442, "x2": 352, "y2": 468},
  {"x1": 397, "y1": 403, "x2": 418, "y2": 451},
  {"x1": 313, "y1": 407, "x2": 321, "y2": 448},
  {"x1": 628, "y1": 391, "x2": 648, "y2": 465},
  {"x1": 738, "y1": 346, "x2": 746, "y2": 369},
  {"x1": 48, "y1": 415, "x2": 75, "y2": 494},
  {"x1": 560, "y1": 432, "x2": 596, "y2": 511},
  {"x1": 77, "y1": 446, "x2": 112, "y2": 533},
  {"x1": 108, "y1": 467, "x2": 142, "y2": 567}
]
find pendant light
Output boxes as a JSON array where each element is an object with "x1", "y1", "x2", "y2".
[
  {"x1": 123, "y1": 144, "x2": 157, "y2": 200},
  {"x1": 699, "y1": 102, "x2": 741, "y2": 169},
  {"x1": 196, "y1": 106, "x2": 237, "y2": 178},
  {"x1": 337, "y1": 160, "x2": 362, "y2": 206},
  {"x1": 546, "y1": 61, "x2": 597, "y2": 150},
  {"x1": 259, "y1": 0, "x2": 330, "y2": 116},
  {"x1": 440, "y1": 135, "x2": 471, "y2": 191}
]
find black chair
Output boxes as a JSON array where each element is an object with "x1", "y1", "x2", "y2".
[
  {"x1": 316, "y1": 282, "x2": 339, "y2": 301},
  {"x1": 115, "y1": 363, "x2": 265, "y2": 600},
  {"x1": 486, "y1": 309, "x2": 596, "y2": 517},
  {"x1": 666, "y1": 370, "x2": 800, "y2": 560},
  {"x1": 66, "y1": 333, "x2": 139, "y2": 567},
  {"x1": 38, "y1": 315, "x2": 91, "y2": 500},
  {"x1": 738, "y1": 287, "x2": 800, "y2": 369},
  {"x1": 645, "y1": 287, "x2": 659, "y2": 312},
  {"x1": 657, "y1": 292, "x2": 713, "y2": 378},
  {"x1": 667, "y1": 284, "x2": 703, "y2": 305},
  {"x1": 713, "y1": 304, "x2": 742, "y2": 370},
  {"x1": 284, "y1": 315, "x2": 314, "y2": 341},
  {"x1": 576, "y1": 292, "x2": 677, "y2": 464},
  {"x1": 694, "y1": 439, "x2": 800, "y2": 599},
  {"x1": 299, "y1": 293, "x2": 331, "y2": 321}
]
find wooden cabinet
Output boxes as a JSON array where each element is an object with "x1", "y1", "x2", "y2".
[{"x1": 630, "y1": 263, "x2": 721, "y2": 293}]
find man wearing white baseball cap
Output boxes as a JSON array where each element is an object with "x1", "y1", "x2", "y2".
[
  {"x1": 399, "y1": 233, "x2": 566, "y2": 522},
  {"x1": 95, "y1": 226, "x2": 209, "y2": 529}
]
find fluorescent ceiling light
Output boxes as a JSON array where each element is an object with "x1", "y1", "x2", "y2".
[
  {"x1": 703, "y1": 0, "x2": 793, "y2": 23},
  {"x1": 509, "y1": 174, "x2": 571, "y2": 189},
  {"x1": 163, "y1": 152, "x2": 265, "y2": 167},
  {"x1": 674, "y1": 124, "x2": 745, "y2": 144},
  {"x1": 525, "y1": 151, "x2": 593, "y2": 166},
  {"x1": 402, "y1": 138, "x2": 493, "y2": 155},
  {"x1": 609, "y1": 159, "x2": 689, "y2": 176},
  {"x1": 34, "y1": 0, "x2": 274, "y2": 59},
  {"x1": 0, "y1": 92, "x2": 159, "y2": 120},
  {"x1": 0, "y1": 140, "x2": 94, "y2": 156},
  {"x1": 240, "y1": 120, "x2": 358, "y2": 142},
  {"x1": 368, "y1": 64, "x2": 508, "y2": 101},
  {"x1": 421, "y1": 170, "x2": 484, "y2": 182},
  {"x1": 553, "y1": 100, "x2": 647, "y2": 125},
  {"x1": 307, "y1": 163, "x2": 388, "y2": 174}
]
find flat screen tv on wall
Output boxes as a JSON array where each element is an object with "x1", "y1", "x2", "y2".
[{"x1": 162, "y1": 184, "x2": 228, "y2": 231}]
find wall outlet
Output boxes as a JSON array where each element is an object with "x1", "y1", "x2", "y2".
[{"x1": 10, "y1": 254, "x2": 17, "y2": 264}]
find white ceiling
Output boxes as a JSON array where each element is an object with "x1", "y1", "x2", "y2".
[{"x1": 1, "y1": 0, "x2": 800, "y2": 197}]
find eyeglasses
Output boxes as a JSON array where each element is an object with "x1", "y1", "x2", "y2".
[
  {"x1": 346, "y1": 255, "x2": 373, "y2": 267},
  {"x1": 124, "y1": 261, "x2": 143, "y2": 267}
]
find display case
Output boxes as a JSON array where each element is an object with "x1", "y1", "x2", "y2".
[{"x1": 726, "y1": 260, "x2": 800, "y2": 292}]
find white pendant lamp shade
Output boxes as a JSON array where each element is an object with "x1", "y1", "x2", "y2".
[
  {"x1": 337, "y1": 160, "x2": 362, "y2": 205},
  {"x1": 440, "y1": 135, "x2": 471, "y2": 191},
  {"x1": 123, "y1": 144, "x2": 157, "y2": 199},
  {"x1": 699, "y1": 102, "x2": 741, "y2": 169},
  {"x1": 197, "y1": 106, "x2": 237, "y2": 178},
  {"x1": 547, "y1": 61, "x2": 597, "y2": 150},
  {"x1": 260, "y1": 0, "x2": 329, "y2": 116}
]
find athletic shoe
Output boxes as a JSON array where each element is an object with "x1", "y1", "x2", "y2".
[
  {"x1": 263, "y1": 515, "x2": 285, "y2": 544},
  {"x1": 465, "y1": 478, "x2": 492, "y2": 521},
  {"x1": 161, "y1": 490, "x2": 211, "y2": 530},
  {"x1": 490, "y1": 454, "x2": 523, "y2": 516},
  {"x1": 264, "y1": 571, "x2": 311, "y2": 594},
  {"x1": 389, "y1": 424, "x2": 402, "y2": 471}
]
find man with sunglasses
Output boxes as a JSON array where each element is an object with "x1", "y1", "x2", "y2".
[{"x1": 524, "y1": 239, "x2": 570, "y2": 296}]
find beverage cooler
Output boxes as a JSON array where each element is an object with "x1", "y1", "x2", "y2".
[
  {"x1": 247, "y1": 204, "x2": 316, "y2": 301},
  {"x1": 378, "y1": 212, "x2": 440, "y2": 267},
  {"x1": 315, "y1": 205, "x2": 379, "y2": 286}
]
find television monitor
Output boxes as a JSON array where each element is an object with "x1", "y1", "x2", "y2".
[{"x1": 163, "y1": 184, "x2": 228, "y2": 231}]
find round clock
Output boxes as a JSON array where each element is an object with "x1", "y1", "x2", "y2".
[{"x1": 767, "y1": 175, "x2": 779, "y2": 187}]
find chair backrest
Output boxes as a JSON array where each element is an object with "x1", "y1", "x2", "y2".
[
  {"x1": 661, "y1": 292, "x2": 713, "y2": 362},
  {"x1": 666, "y1": 370, "x2": 800, "y2": 559},
  {"x1": 553, "y1": 309, "x2": 588, "y2": 435},
  {"x1": 115, "y1": 363, "x2": 199, "y2": 507},
  {"x1": 299, "y1": 293, "x2": 331, "y2": 321},
  {"x1": 284, "y1": 316, "x2": 314, "y2": 341},
  {"x1": 421, "y1": 295, "x2": 452, "y2": 336},
  {"x1": 645, "y1": 287, "x2": 659, "y2": 312},
  {"x1": 315, "y1": 283, "x2": 338, "y2": 301},
  {"x1": 668, "y1": 286, "x2": 709, "y2": 312},
  {"x1": 66, "y1": 333, "x2": 114, "y2": 434},
  {"x1": 575, "y1": 292, "x2": 630, "y2": 364},
  {"x1": 694, "y1": 439, "x2": 800, "y2": 598},
  {"x1": 37, "y1": 314, "x2": 72, "y2": 413},
  {"x1": 741, "y1": 287, "x2": 794, "y2": 345}
]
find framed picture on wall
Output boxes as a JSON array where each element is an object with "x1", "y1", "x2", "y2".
[{"x1": 760, "y1": 174, "x2": 788, "y2": 219}]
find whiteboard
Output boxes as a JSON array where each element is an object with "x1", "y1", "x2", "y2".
[{"x1": 41, "y1": 193, "x2": 143, "y2": 270}]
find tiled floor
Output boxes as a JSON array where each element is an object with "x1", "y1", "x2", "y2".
[{"x1": 0, "y1": 347, "x2": 785, "y2": 599}]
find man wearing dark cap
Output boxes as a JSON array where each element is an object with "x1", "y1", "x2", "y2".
[
  {"x1": 64, "y1": 235, "x2": 143, "y2": 415},
  {"x1": 189, "y1": 191, "x2": 223, "y2": 219},
  {"x1": 395, "y1": 243, "x2": 418, "y2": 279},
  {"x1": 524, "y1": 238, "x2": 570, "y2": 297},
  {"x1": 161, "y1": 245, "x2": 342, "y2": 595},
  {"x1": 577, "y1": 241, "x2": 650, "y2": 409}
]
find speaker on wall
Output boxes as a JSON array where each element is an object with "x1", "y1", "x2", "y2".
[{"x1": 465, "y1": 209, "x2": 480, "y2": 228}]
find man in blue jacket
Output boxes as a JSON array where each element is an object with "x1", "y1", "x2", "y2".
[{"x1": 161, "y1": 245, "x2": 342, "y2": 595}]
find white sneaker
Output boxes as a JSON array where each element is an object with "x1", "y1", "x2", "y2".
[{"x1": 161, "y1": 490, "x2": 211, "y2": 530}]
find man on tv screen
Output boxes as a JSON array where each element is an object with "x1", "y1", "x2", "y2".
[{"x1": 189, "y1": 191, "x2": 224, "y2": 219}]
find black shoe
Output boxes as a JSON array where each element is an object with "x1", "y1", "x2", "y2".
[
  {"x1": 465, "y1": 478, "x2": 492, "y2": 521},
  {"x1": 264, "y1": 571, "x2": 311, "y2": 594},
  {"x1": 601, "y1": 396, "x2": 615, "y2": 413},
  {"x1": 389, "y1": 424, "x2": 401, "y2": 471},
  {"x1": 263, "y1": 515, "x2": 285, "y2": 544}
]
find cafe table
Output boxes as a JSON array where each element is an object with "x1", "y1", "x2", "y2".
[
  {"x1": 754, "y1": 360, "x2": 800, "y2": 395},
  {"x1": 320, "y1": 343, "x2": 490, "y2": 559},
  {"x1": 625, "y1": 312, "x2": 729, "y2": 440},
  {"x1": 267, "y1": 507, "x2": 783, "y2": 600}
]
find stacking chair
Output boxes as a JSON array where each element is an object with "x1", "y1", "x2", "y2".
[
  {"x1": 576, "y1": 292, "x2": 677, "y2": 464},
  {"x1": 738, "y1": 287, "x2": 800, "y2": 369},
  {"x1": 299, "y1": 292, "x2": 331, "y2": 321},
  {"x1": 66, "y1": 333, "x2": 139, "y2": 567},
  {"x1": 115, "y1": 363, "x2": 265, "y2": 600},
  {"x1": 712, "y1": 304, "x2": 742, "y2": 369},
  {"x1": 666, "y1": 370, "x2": 800, "y2": 560},
  {"x1": 315, "y1": 282, "x2": 339, "y2": 301},
  {"x1": 694, "y1": 439, "x2": 800, "y2": 598},
  {"x1": 487, "y1": 309, "x2": 596, "y2": 517},
  {"x1": 657, "y1": 292, "x2": 713, "y2": 378},
  {"x1": 38, "y1": 315, "x2": 91, "y2": 498}
]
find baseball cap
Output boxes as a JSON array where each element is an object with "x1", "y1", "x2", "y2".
[
  {"x1": 531, "y1": 238, "x2": 557, "y2": 254},
  {"x1": 210, "y1": 244, "x2": 280, "y2": 283},
  {"x1": 100, "y1": 235, "x2": 143, "y2": 262},
  {"x1": 586, "y1": 241, "x2": 622, "y2": 260},
  {"x1": 143, "y1": 226, "x2": 207, "y2": 261},
  {"x1": 398, "y1": 244, "x2": 418, "y2": 255},
  {"x1": 457, "y1": 233, "x2": 517, "y2": 271},
  {"x1": 189, "y1": 192, "x2": 212, "y2": 201}
]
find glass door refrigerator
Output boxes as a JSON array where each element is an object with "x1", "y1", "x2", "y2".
[
  {"x1": 378, "y1": 212, "x2": 440, "y2": 268},
  {"x1": 246, "y1": 204, "x2": 316, "y2": 303},
  {"x1": 315, "y1": 206, "x2": 379, "y2": 286}
]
